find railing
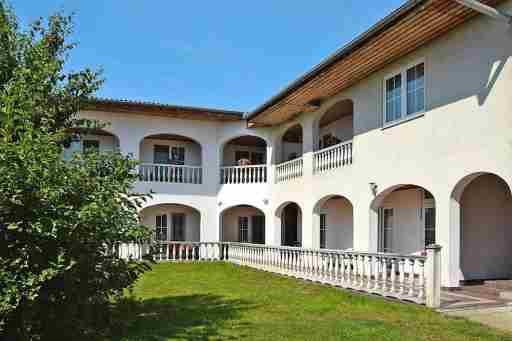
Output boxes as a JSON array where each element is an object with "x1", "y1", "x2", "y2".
[
  {"x1": 314, "y1": 140, "x2": 353, "y2": 174},
  {"x1": 275, "y1": 157, "x2": 303, "y2": 183},
  {"x1": 116, "y1": 241, "x2": 441, "y2": 308},
  {"x1": 220, "y1": 165, "x2": 267, "y2": 184},
  {"x1": 139, "y1": 163, "x2": 202, "y2": 184},
  {"x1": 226, "y1": 243, "x2": 441, "y2": 308},
  {"x1": 117, "y1": 241, "x2": 225, "y2": 261}
]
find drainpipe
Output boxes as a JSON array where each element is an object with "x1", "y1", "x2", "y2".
[{"x1": 455, "y1": 0, "x2": 512, "y2": 24}]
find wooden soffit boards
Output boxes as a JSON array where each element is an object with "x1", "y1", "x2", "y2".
[
  {"x1": 248, "y1": 0, "x2": 501, "y2": 127},
  {"x1": 85, "y1": 99, "x2": 244, "y2": 122}
]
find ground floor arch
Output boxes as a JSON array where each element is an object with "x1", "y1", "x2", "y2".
[
  {"x1": 313, "y1": 195, "x2": 353, "y2": 250},
  {"x1": 220, "y1": 205, "x2": 266, "y2": 244},
  {"x1": 371, "y1": 184, "x2": 436, "y2": 254},
  {"x1": 139, "y1": 203, "x2": 201, "y2": 242},
  {"x1": 275, "y1": 202, "x2": 302, "y2": 247},
  {"x1": 451, "y1": 172, "x2": 512, "y2": 281}
]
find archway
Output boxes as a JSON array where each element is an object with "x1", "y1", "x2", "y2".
[
  {"x1": 220, "y1": 205, "x2": 266, "y2": 244},
  {"x1": 63, "y1": 128, "x2": 120, "y2": 159},
  {"x1": 371, "y1": 185, "x2": 436, "y2": 254},
  {"x1": 314, "y1": 99, "x2": 354, "y2": 151},
  {"x1": 313, "y1": 195, "x2": 353, "y2": 250},
  {"x1": 280, "y1": 124, "x2": 303, "y2": 163},
  {"x1": 139, "y1": 134, "x2": 202, "y2": 183},
  {"x1": 139, "y1": 203, "x2": 201, "y2": 260},
  {"x1": 452, "y1": 173, "x2": 512, "y2": 281},
  {"x1": 220, "y1": 135, "x2": 268, "y2": 184},
  {"x1": 275, "y1": 202, "x2": 302, "y2": 247}
]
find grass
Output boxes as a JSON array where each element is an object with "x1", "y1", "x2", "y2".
[{"x1": 112, "y1": 262, "x2": 512, "y2": 341}]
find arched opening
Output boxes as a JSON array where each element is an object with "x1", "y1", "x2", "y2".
[
  {"x1": 371, "y1": 185, "x2": 436, "y2": 254},
  {"x1": 281, "y1": 124, "x2": 303, "y2": 163},
  {"x1": 452, "y1": 173, "x2": 512, "y2": 281},
  {"x1": 139, "y1": 134, "x2": 202, "y2": 184},
  {"x1": 63, "y1": 128, "x2": 120, "y2": 159},
  {"x1": 313, "y1": 195, "x2": 353, "y2": 250},
  {"x1": 276, "y1": 202, "x2": 302, "y2": 247},
  {"x1": 139, "y1": 203, "x2": 201, "y2": 260},
  {"x1": 220, "y1": 136, "x2": 268, "y2": 184},
  {"x1": 220, "y1": 205, "x2": 266, "y2": 244},
  {"x1": 315, "y1": 99, "x2": 354, "y2": 151}
]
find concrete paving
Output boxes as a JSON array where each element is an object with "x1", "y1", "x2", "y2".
[{"x1": 443, "y1": 306, "x2": 512, "y2": 332}]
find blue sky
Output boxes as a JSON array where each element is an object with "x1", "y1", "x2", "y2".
[{"x1": 10, "y1": 1, "x2": 406, "y2": 112}]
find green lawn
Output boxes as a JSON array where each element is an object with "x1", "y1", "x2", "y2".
[{"x1": 112, "y1": 262, "x2": 512, "y2": 341}]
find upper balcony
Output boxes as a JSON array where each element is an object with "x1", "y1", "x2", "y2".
[
  {"x1": 138, "y1": 134, "x2": 203, "y2": 185},
  {"x1": 275, "y1": 99, "x2": 354, "y2": 184},
  {"x1": 220, "y1": 135, "x2": 268, "y2": 185}
]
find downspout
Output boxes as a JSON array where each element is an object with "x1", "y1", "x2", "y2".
[{"x1": 455, "y1": 0, "x2": 512, "y2": 24}]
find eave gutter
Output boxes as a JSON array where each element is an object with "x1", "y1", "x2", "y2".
[
  {"x1": 246, "y1": 0, "x2": 427, "y2": 121},
  {"x1": 455, "y1": 0, "x2": 512, "y2": 24}
]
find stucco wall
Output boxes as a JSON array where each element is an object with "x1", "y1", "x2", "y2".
[{"x1": 320, "y1": 197, "x2": 353, "y2": 250}]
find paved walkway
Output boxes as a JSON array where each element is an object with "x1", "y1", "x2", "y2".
[{"x1": 439, "y1": 281, "x2": 512, "y2": 332}]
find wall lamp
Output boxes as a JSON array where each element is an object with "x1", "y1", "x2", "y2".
[{"x1": 369, "y1": 182, "x2": 378, "y2": 196}]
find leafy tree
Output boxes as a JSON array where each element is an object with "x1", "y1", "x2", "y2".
[{"x1": 0, "y1": 2, "x2": 153, "y2": 339}]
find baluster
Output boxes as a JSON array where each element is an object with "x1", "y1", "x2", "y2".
[
  {"x1": 408, "y1": 258, "x2": 416, "y2": 298},
  {"x1": 359, "y1": 255, "x2": 366, "y2": 288},
  {"x1": 382, "y1": 257, "x2": 388, "y2": 294},
  {"x1": 418, "y1": 259, "x2": 425, "y2": 301},
  {"x1": 390, "y1": 257, "x2": 397, "y2": 294},
  {"x1": 365, "y1": 255, "x2": 373, "y2": 290}
]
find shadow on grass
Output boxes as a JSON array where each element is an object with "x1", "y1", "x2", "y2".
[{"x1": 111, "y1": 294, "x2": 253, "y2": 340}]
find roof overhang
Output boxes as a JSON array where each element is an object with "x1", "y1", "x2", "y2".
[
  {"x1": 84, "y1": 98, "x2": 244, "y2": 122},
  {"x1": 247, "y1": 0, "x2": 502, "y2": 127}
]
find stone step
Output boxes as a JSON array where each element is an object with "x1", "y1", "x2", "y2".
[{"x1": 499, "y1": 291, "x2": 512, "y2": 300}]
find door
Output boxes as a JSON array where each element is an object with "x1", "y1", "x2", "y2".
[
  {"x1": 251, "y1": 215, "x2": 265, "y2": 244},
  {"x1": 172, "y1": 213, "x2": 186, "y2": 241},
  {"x1": 282, "y1": 205, "x2": 298, "y2": 246}
]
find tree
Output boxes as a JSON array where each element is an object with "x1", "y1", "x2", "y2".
[{"x1": 0, "y1": 2, "x2": 153, "y2": 339}]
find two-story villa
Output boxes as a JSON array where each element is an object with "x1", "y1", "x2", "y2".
[{"x1": 73, "y1": 0, "x2": 512, "y2": 289}]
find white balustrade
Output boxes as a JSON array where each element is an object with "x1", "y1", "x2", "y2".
[
  {"x1": 275, "y1": 157, "x2": 303, "y2": 183},
  {"x1": 313, "y1": 140, "x2": 353, "y2": 174},
  {"x1": 116, "y1": 241, "x2": 441, "y2": 308},
  {"x1": 139, "y1": 163, "x2": 202, "y2": 184},
  {"x1": 220, "y1": 165, "x2": 267, "y2": 184},
  {"x1": 223, "y1": 243, "x2": 440, "y2": 307}
]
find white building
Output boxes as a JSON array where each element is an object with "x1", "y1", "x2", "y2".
[{"x1": 73, "y1": 0, "x2": 512, "y2": 289}]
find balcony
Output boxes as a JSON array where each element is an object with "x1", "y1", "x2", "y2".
[
  {"x1": 313, "y1": 140, "x2": 353, "y2": 174},
  {"x1": 275, "y1": 157, "x2": 303, "y2": 183},
  {"x1": 139, "y1": 163, "x2": 202, "y2": 184},
  {"x1": 220, "y1": 165, "x2": 267, "y2": 184}
]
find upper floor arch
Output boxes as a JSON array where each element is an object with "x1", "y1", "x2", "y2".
[{"x1": 312, "y1": 99, "x2": 354, "y2": 152}]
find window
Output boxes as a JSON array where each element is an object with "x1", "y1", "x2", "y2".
[
  {"x1": 381, "y1": 208, "x2": 393, "y2": 253},
  {"x1": 83, "y1": 140, "x2": 99, "y2": 154},
  {"x1": 384, "y1": 61, "x2": 425, "y2": 125},
  {"x1": 170, "y1": 146, "x2": 185, "y2": 165},
  {"x1": 424, "y1": 207, "x2": 436, "y2": 247},
  {"x1": 154, "y1": 145, "x2": 170, "y2": 164},
  {"x1": 238, "y1": 216, "x2": 249, "y2": 243},
  {"x1": 172, "y1": 213, "x2": 186, "y2": 241},
  {"x1": 320, "y1": 214, "x2": 327, "y2": 249},
  {"x1": 155, "y1": 214, "x2": 168, "y2": 241}
]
